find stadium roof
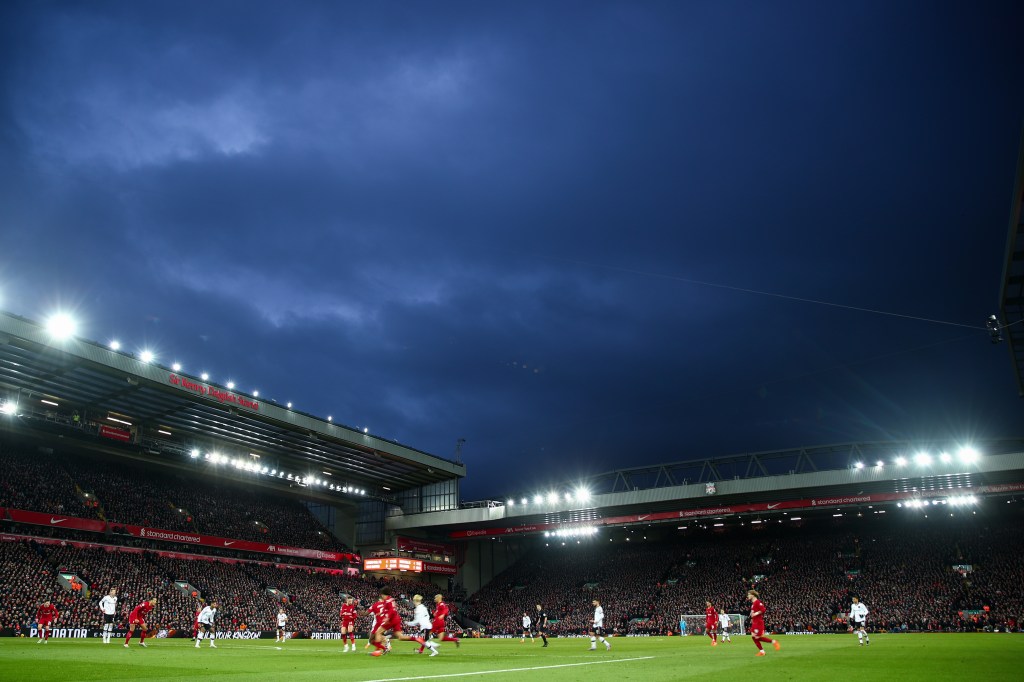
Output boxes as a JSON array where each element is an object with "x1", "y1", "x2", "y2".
[
  {"x1": 0, "y1": 310, "x2": 464, "y2": 495},
  {"x1": 999, "y1": 126, "x2": 1024, "y2": 395}
]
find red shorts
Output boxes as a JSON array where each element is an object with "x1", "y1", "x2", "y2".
[
  {"x1": 706, "y1": 623, "x2": 717, "y2": 631},
  {"x1": 130, "y1": 617, "x2": 147, "y2": 626},
  {"x1": 750, "y1": 626, "x2": 764, "y2": 637},
  {"x1": 38, "y1": 620, "x2": 53, "y2": 627},
  {"x1": 431, "y1": 620, "x2": 445, "y2": 634},
  {"x1": 341, "y1": 619, "x2": 355, "y2": 629},
  {"x1": 388, "y1": 617, "x2": 403, "y2": 632}
]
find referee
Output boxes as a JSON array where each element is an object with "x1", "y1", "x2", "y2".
[{"x1": 534, "y1": 604, "x2": 549, "y2": 647}]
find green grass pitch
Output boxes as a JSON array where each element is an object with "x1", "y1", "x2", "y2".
[{"x1": 0, "y1": 634, "x2": 1020, "y2": 682}]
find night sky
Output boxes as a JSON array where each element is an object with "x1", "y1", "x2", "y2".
[{"x1": 1, "y1": 1, "x2": 1022, "y2": 500}]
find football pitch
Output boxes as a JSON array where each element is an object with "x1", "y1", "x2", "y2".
[{"x1": 0, "y1": 634, "x2": 1020, "y2": 682}]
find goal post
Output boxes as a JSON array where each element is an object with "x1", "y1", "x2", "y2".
[{"x1": 678, "y1": 613, "x2": 746, "y2": 636}]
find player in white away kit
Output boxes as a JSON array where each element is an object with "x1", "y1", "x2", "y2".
[
  {"x1": 589, "y1": 600, "x2": 611, "y2": 651},
  {"x1": 99, "y1": 588, "x2": 118, "y2": 644},
  {"x1": 850, "y1": 597, "x2": 870, "y2": 646},
  {"x1": 521, "y1": 613, "x2": 533, "y2": 643},
  {"x1": 276, "y1": 608, "x2": 288, "y2": 643},
  {"x1": 195, "y1": 602, "x2": 218, "y2": 648},
  {"x1": 406, "y1": 595, "x2": 439, "y2": 656},
  {"x1": 718, "y1": 611, "x2": 732, "y2": 642}
]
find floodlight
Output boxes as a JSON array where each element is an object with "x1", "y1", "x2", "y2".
[
  {"x1": 914, "y1": 452, "x2": 932, "y2": 466},
  {"x1": 547, "y1": 492, "x2": 559, "y2": 504},
  {"x1": 172, "y1": 363, "x2": 182, "y2": 372},
  {"x1": 139, "y1": 350, "x2": 155, "y2": 364},
  {"x1": 190, "y1": 449, "x2": 200, "y2": 458},
  {"x1": 507, "y1": 499, "x2": 514, "y2": 506},
  {"x1": 0, "y1": 400, "x2": 17, "y2": 416},
  {"x1": 226, "y1": 381, "x2": 235, "y2": 390},
  {"x1": 286, "y1": 402, "x2": 292, "y2": 409},
  {"x1": 253, "y1": 390, "x2": 259, "y2": 397},
  {"x1": 894, "y1": 456, "x2": 907, "y2": 466},
  {"x1": 201, "y1": 373, "x2": 209, "y2": 381},
  {"x1": 575, "y1": 488, "x2": 591, "y2": 502},
  {"x1": 45, "y1": 313, "x2": 77, "y2": 340},
  {"x1": 109, "y1": 340, "x2": 121, "y2": 351},
  {"x1": 875, "y1": 460, "x2": 884, "y2": 468},
  {"x1": 958, "y1": 446, "x2": 979, "y2": 464},
  {"x1": 854, "y1": 461, "x2": 864, "y2": 469},
  {"x1": 939, "y1": 452, "x2": 952, "y2": 463},
  {"x1": 520, "y1": 498, "x2": 528, "y2": 505},
  {"x1": 327, "y1": 416, "x2": 333, "y2": 422}
]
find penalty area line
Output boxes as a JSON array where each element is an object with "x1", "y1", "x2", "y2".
[{"x1": 361, "y1": 655, "x2": 656, "y2": 682}]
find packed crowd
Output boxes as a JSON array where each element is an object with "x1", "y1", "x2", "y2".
[
  {"x1": 462, "y1": 516, "x2": 1024, "y2": 635},
  {"x1": 0, "y1": 539, "x2": 447, "y2": 633},
  {"x1": 0, "y1": 444, "x2": 350, "y2": 553}
]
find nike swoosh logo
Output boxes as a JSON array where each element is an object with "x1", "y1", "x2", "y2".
[
  {"x1": 50, "y1": 518, "x2": 67, "y2": 524},
  {"x1": 638, "y1": 515, "x2": 649, "y2": 521},
  {"x1": 766, "y1": 504, "x2": 780, "y2": 510},
  {"x1": 224, "y1": 541, "x2": 235, "y2": 546}
]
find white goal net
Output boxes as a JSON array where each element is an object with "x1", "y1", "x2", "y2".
[{"x1": 678, "y1": 613, "x2": 746, "y2": 637}]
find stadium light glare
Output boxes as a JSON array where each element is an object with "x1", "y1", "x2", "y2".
[
  {"x1": 286, "y1": 402, "x2": 292, "y2": 408},
  {"x1": 327, "y1": 416, "x2": 333, "y2": 422},
  {"x1": 914, "y1": 452, "x2": 932, "y2": 466},
  {"x1": 939, "y1": 452, "x2": 952, "y2": 463},
  {"x1": 45, "y1": 313, "x2": 77, "y2": 340},
  {"x1": 172, "y1": 363, "x2": 182, "y2": 372},
  {"x1": 226, "y1": 381, "x2": 235, "y2": 390},
  {"x1": 565, "y1": 492, "x2": 573, "y2": 502},
  {"x1": 547, "y1": 492, "x2": 559, "y2": 504},
  {"x1": 261, "y1": 466, "x2": 268, "y2": 474},
  {"x1": 139, "y1": 350, "x2": 155, "y2": 364},
  {"x1": 854, "y1": 461, "x2": 864, "y2": 469},
  {"x1": 201, "y1": 373, "x2": 209, "y2": 381},
  {"x1": 894, "y1": 456, "x2": 907, "y2": 466},
  {"x1": 534, "y1": 494, "x2": 543, "y2": 504},
  {"x1": 521, "y1": 498, "x2": 528, "y2": 505},
  {"x1": 190, "y1": 449, "x2": 200, "y2": 458},
  {"x1": 0, "y1": 400, "x2": 17, "y2": 416},
  {"x1": 958, "y1": 446, "x2": 979, "y2": 464},
  {"x1": 109, "y1": 340, "x2": 121, "y2": 351},
  {"x1": 575, "y1": 488, "x2": 591, "y2": 502},
  {"x1": 506, "y1": 499, "x2": 514, "y2": 506},
  {"x1": 875, "y1": 460, "x2": 884, "y2": 468}
]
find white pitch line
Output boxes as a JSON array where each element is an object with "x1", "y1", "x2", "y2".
[{"x1": 360, "y1": 655, "x2": 656, "y2": 682}]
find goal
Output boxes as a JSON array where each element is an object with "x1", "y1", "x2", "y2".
[{"x1": 678, "y1": 613, "x2": 746, "y2": 637}]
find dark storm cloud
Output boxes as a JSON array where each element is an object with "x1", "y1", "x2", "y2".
[{"x1": 1, "y1": 0, "x2": 1023, "y2": 497}]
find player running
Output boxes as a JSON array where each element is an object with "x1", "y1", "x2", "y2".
[
  {"x1": 589, "y1": 599, "x2": 611, "y2": 651},
  {"x1": 850, "y1": 596, "x2": 870, "y2": 646},
  {"x1": 195, "y1": 601, "x2": 218, "y2": 648},
  {"x1": 340, "y1": 596, "x2": 358, "y2": 652},
  {"x1": 718, "y1": 610, "x2": 732, "y2": 642},
  {"x1": 429, "y1": 594, "x2": 460, "y2": 649},
  {"x1": 407, "y1": 595, "x2": 438, "y2": 656},
  {"x1": 99, "y1": 588, "x2": 118, "y2": 644},
  {"x1": 368, "y1": 589, "x2": 437, "y2": 657},
  {"x1": 124, "y1": 597, "x2": 157, "y2": 648},
  {"x1": 275, "y1": 607, "x2": 288, "y2": 644},
  {"x1": 747, "y1": 590, "x2": 780, "y2": 656},
  {"x1": 705, "y1": 601, "x2": 719, "y2": 646},
  {"x1": 36, "y1": 599, "x2": 59, "y2": 643}
]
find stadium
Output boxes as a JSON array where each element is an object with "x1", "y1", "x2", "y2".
[{"x1": 3, "y1": 4, "x2": 1024, "y2": 681}]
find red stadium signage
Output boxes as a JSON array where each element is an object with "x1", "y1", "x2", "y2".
[
  {"x1": 99, "y1": 425, "x2": 131, "y2": 442},
  {"x1": 167, "y1": 373, "x2": 260, "y2": 412},
  {"x1": 447, "y1": 482, "x2": 1024, "y2": 539},
  {"x1": 422, "y1": 561, "x2": 459, "y2": 575},
  {"x1": 2, "y1": 508, "x2": 359, "y2": 564},
  {"x1": 5, "y1": 508, "x2": 107, "y2": 533},
  {"x1": 396, "y1": 536, "x2": 455, "y2": 555}
]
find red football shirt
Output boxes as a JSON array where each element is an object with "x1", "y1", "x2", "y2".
[
  {"x1": 37, "y1": 604, "x2": 59, "y2": 622},
  {"x1": 369, "y1": 601, "x2": 387, "y2": 630},
  {"x1": 750, "y1": 599, "x2": 766, "y2": 628},
  {"x1": 130, "y1": 601, "x2": 153, "y2": 621},
  {"x1": 340, "y1": 603, "x2": 357, "y2": 622},
  {"x1": 434, "y1": 601, "x2": 450, "y2": 620},
  {"x1": 705, "y1": 606, "x2": 717, "y2": 628}
]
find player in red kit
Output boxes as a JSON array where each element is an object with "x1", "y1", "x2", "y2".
[
  {"x1": 340, "y1": 596, "x2": 358, "y2": 652},
  {"x1": 705, "y1": 601, "x2": 718, "y2": 646},
  {"x1": 192, "y1": 602, "x2": 203, "y2": 641},
  {"x1": 36, "y1": 599, "x2": 59, "y2": 643},
  {"x1": 747, "y1": 590, "x2": 780, "y2": 656},
  {"x1": 369, "y1": 588, "x2": 435, "y2": 657},
  {"x1": 431, "y1": 594, "x2": 460, "y2": 647},
  {"x1": 124, "y1": 598, "x2": 157, "y2": 648}
]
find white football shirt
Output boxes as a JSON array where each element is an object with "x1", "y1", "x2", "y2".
[
  {"x1": 522, "y1": 615, "x2": 532, "y2": 628},
  {"x1": 198, "y1": 606, "x2": 217, "y2": 625},
  {"x1": 277, "y1": 612, "x2": 288, "y2": 627},
  {"x1": 719, "y1": 613, "x2": 730, "y2": 628},
  {"x1": 851, "y1": 602, "x2": 868, "y2": 623},
  {"x1": 593, "y1": 606, "x2": 605, "y2": 628},
  {"x1": 99, "y1": 595, "x2": 117, "y2": 615}
]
